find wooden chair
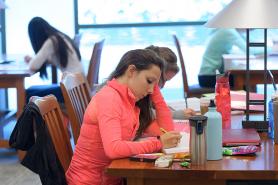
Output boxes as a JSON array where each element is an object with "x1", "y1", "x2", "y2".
[
  {"x1": 172, "y1": 34, "x2": 214, "y2": 98},
  {"x1": 31, "y1": 95, "x2": 73, "y2": 172},
  {"x1": 87, "y1": 39, "x2": 105, "y2": 92},
  {"x1": 60, "y1": 72, "x2": 91, "y2": 144}
]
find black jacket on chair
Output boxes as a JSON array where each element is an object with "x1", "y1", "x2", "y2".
[{"x1": 9, "y1": 102, "x2": 67, "y2": 185}]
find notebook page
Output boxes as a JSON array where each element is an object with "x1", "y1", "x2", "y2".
[{"x1": 163, "y1": 132, "x2": 189, "y2": 154}]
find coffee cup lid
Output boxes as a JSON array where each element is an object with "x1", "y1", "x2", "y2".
[{"x1": 189, "y1": 115, "x2": 207, "y2": 122}]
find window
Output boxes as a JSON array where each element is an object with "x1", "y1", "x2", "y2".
[
  {"x1": 77, "y1": 0, "x2": 231, "y2": 24},
  {"x1": 0, "y1": 8, "x2": 7, "y2": 110},
  {"x1": 75, "y1": 0, "x2": 231, "y2": 100},
  {"x1": 0, "y1": 8, "x2": 6, "y2": 54}
]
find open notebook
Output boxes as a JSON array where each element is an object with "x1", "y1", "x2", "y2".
[
  {"x1": 163, "y1": 132, "x2": 189, "y2": 154},
  {"x1": 162, "y1": 120, "x2": 190, "y2": 154}
]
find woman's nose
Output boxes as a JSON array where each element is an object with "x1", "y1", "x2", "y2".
[{"x1": 148, "y1": 85, "x2": 155, "y2": 94}]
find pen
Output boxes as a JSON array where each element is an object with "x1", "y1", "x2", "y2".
[{"x1": 160, "y1": 127, "x2": 168, "y2": 133}]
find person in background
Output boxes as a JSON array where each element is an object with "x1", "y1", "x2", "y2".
[
  {"x1": 66, "y1": 49, "x2": 181, "y2": 185},
  {"x1": 198, "y1": 28, "x2": 248, "y2": 88},
  {"x1": 24, "y1": 17, "x2": 83, "y2": 103},
  {"x1": 146, "y1": 45, "x2": 196, "y2": 119}
]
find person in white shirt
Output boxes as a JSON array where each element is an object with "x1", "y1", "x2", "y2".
[{"x1": 24, "y1": 17, "x2": 84, "y2": 103}]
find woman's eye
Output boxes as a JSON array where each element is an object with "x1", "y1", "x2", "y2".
[{"x1": 147, "y1": 79, "x2": 152, "y2": 84}]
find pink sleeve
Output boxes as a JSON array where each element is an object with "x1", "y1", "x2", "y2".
[
  {"x1": 145, "y1": 85, "x2": 174, "y2": 136},
  {"x1": 95, "y1": 93, "x2": 162, "y2": 159}
]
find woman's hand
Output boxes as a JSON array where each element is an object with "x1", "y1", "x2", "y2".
[
  {"x1": 160, "y1": 131, "x2": 182, "y2": 149},
  {"x1": 184, "y1": 108, "x2": 196, "y2": 118},
  {"x1": 24, "y1": 55, "x2": 32, "y2": 63}
]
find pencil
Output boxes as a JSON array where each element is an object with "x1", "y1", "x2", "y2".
[
  {"x1": 160, "y1": 127, "x2": 168, "y2": 133},
  {"x1": 184, "y1": 92, "x2": 188, "y2": 109}
]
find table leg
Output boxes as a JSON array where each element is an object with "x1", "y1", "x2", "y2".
[
  {"x1": 16, "y1": 78, "x2": 25, "y2": 118},
  {"x1": 15, "y1": 78, "x2": 27, "y2": 160},
  {"x1": 17, "y1": 150, "x2": 26, "y2": 161}
]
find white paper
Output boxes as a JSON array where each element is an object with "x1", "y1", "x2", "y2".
[
  {"x1": 163, "y1": 132, "x2": 189, "y2": 154},
  {"x1": 167, "y1": 97, "x2": 200, "y2": 111}
]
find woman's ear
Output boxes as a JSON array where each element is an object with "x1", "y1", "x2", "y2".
[{"x1": 126, "y1": 64, "x2": 137, "y2": 77}]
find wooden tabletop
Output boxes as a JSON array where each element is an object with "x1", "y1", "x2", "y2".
[
  {"x1": 223, "y1": 54, "x2": 278, "y2": 71},
  {"x1": 0, "y1": 55, "x2": 32, "y2": 118},
  {"x1": 222, "y1": 54, "x2": 278, "y2": 90},
  {"x1": 107, "y1": 136, "x2": 277, "y2": 179},
  {"x1": 106, "y1": 115, "x2": 278, "y2": 185},
  {"x1": 0, "y1": 55, "x2": 31, "y2": 75}
]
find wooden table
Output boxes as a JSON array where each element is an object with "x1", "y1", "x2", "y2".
[
  {"x1": 223, "y1": 54, "x2": 278, "y2": 90},
  {"x1": 0, "y1": 56, "x2": 31, "y2": 150},
  {"x1": 106, "y1": 115, "x2": 278, "y2": 185},
  {"x1": 0, "y1": 56, "x2": 32, "y2": 118}
]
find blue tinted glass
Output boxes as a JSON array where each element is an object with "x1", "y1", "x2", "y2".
[
  {"x1": 78, "y1": 0, "x2": 232, "y2": 24},
  {"x1": 79, "y1": 26, "x2": 212, "y2": 91},
  {"x1": 79, "y1": 26, "x2": 211, "y2": 46}
]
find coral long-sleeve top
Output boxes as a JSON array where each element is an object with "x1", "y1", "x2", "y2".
[{"x1": 66, "y1": 79, "x2": 173, "y2": 185}]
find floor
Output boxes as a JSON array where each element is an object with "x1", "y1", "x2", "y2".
[
  {"x1": 0, "y1": 149, "x2": 41, "y2": 185},
  {"x1": 0, "y1": 116, "x2": 41, "y2": 185}
]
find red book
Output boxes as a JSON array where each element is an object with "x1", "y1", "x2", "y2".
[{"x1": 222, "y1": 129, "x2": 261, "y2": 146}]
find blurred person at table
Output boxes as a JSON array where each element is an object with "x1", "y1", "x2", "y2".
[
  {"x1": 146, "y1": 45, "x2": 196, "y2": 119},
  {"x1": 24, "y1": 17, "x2": 83, "y2": 103},
  {"x1": 198, "y1": 28, "x2": 262, "y2": 88},
  {"x1": 66, "y1": 49, "x2": 181, "y2": 185}
]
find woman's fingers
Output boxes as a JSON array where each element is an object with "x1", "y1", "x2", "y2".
[{"x1": 160, "y1": 131, "x2": 182, "y2": 148}]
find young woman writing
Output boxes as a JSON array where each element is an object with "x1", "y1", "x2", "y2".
[{"x1": 66, "y1": 49, "x2": 181, "y2": 185}]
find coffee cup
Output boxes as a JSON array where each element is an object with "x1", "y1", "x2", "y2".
[{"x1": 200, "y1": 97, "x2": 211, "y2": 115}]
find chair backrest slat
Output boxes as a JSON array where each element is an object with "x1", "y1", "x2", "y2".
[
  {"x1": 31, "y1": 95, "x2": 73, "y2": 172},
  {"x1": 173, "y1": 34, "x2": 215, "y2": 98},
  {"x1": 61, "y1": 72, "x2": 91, "y2": 144},
  {"x1": 173, "y1": 34, "x2": 189, "y2": 97},
  {"x1": 87, "y1": 39, "x2": 105, "y2": 92}
]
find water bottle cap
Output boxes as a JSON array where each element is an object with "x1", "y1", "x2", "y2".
[
  {"x1": 216, "y1": 71, "x2": 230, "y2": 83},
  {"x1": 208, "y1": 99, "x2": 216, "y2": 107}
]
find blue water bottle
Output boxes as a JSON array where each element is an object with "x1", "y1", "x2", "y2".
[
  {"x1": 268, "y1": 99, "x2": 274, "y2": 139},
  {"x1": 205, "y1": 99, "x2": 222, "y2": 160},
  {"x1": 268, "y1": 92, "x2": 278, "y2": 138}
]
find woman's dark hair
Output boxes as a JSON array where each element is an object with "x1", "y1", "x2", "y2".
[
  {"x1": 108, "y1": 49, "x2": 164, "y2": 139},
  {"x1": 146, "y1": 45, "x2": 179, "y2": 85},
  {"x1": 28, "y1": 17, "x2": 81, "y2": 78}
]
